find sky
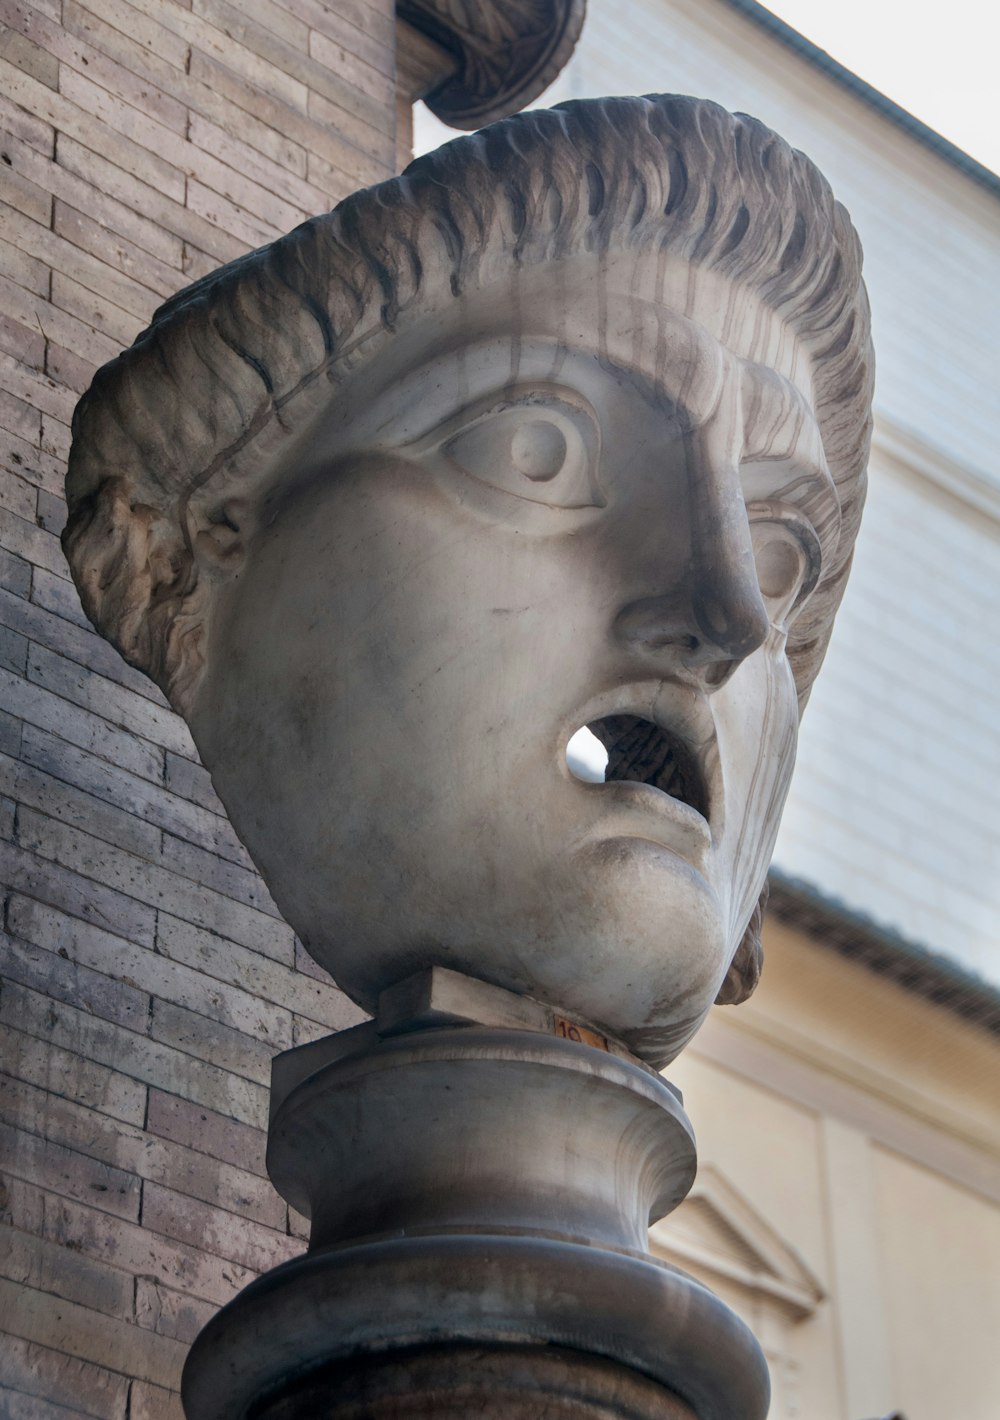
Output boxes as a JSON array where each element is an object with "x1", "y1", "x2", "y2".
[
  {"x1": 761, "y1": 0, "x2": 1000, "y2": 175},
  {"x1": 416, "y1": 0, "x2": 1000, "y2": 178}
]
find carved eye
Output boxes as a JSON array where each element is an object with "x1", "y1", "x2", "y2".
[
  {"x1": 748, "y1": 504, "x2": 822, "y2": 628},
  {"x1": 439, "y1": 393, "x2": 603, "y2": 511}
]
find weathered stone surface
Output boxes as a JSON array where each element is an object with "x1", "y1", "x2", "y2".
[
  {"x1": 185, "y1": 1017, "x2": 769, "y2": 1420},
  {"x1": 253, "y1": 1345, "x2": 698, "y2": 1419},
  {"x1": 399, "y1": 0, "x2": 585, "y2": 128},
  {"x1": 64, "y1": 93, "x2": 872, "y2": 1069}
]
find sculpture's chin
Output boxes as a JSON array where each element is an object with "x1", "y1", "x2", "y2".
[
  {"x1": 246, "y1": 829, "x2": 731, "y2": 1069},
  {"x1": 551, "y1": 835, "x2": 731, "y2": 1061}
]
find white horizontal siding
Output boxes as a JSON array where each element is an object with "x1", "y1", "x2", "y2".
[{"x1": 778, "y1": 451, "x2": 1000, "y2": 983}]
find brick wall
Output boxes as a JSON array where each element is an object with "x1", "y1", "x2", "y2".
[{"x1": 0, "y1": 3, "x2": 397, "y2": 1414}]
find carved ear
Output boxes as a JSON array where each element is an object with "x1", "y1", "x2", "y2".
[
  {"x1": 63, "y1": 475, "x2": 207, "y2": 718},
  {"x1": 190, "y1": 499, "x2": 251, "y2": 572},
  {"x1": 715, "y1": 882, "x2": 768, "y2": 1006}
]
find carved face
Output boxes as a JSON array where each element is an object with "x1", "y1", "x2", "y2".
[{"x1": 189, "y1": 256, "x2": 839, "y2": 1064}]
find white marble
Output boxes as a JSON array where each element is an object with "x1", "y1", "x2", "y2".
[
  {"x1": 64, "y1": 95, "x2": 872, "y2": 1067},
  {"x1": 191, "y1": 259, "x2": 835, "y2": 1063},
  {"x1": 184, "y1": 970, "x2": 769, "y2": 1420}
]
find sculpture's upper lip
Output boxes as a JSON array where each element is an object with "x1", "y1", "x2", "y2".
[{"x1": 565, "y1": 680, "x2": 722, "y2": 860}]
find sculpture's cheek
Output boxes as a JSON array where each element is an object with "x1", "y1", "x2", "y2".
[{"x1": 712, "y1": 639, "x2": 800, "y2": 945}]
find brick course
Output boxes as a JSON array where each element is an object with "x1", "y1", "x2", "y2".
[{"x1": 0, "y1": 0, "x2": 394, "y2": 1411}]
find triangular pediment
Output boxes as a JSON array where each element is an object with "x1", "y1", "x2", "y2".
[{"x1": 649, "y1": 1164, "x2": 824, "y2": 1319}]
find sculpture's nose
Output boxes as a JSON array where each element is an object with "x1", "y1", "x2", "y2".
[{"x1": 613, "y1": 447, "x2": 770, "y2": 690}]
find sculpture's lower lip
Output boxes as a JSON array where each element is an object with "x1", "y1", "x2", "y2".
[{"x1": 574, "y1": 778, "x2": 713, "y2": 865}]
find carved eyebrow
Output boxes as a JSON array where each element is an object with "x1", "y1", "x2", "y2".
[
  {"x1": 738, "y1": 363, "x2": 841, "y2": 547},
  {"x1": 740, "y1": 364, "x2": 819, "y2": 457},
  {"x1": 739, "y1": 369, "x2": 831, "y2": 483},
  {"x1": 352, "y1": 339, "x2": 593, "y2": 450},
  {"x1": 395, "y1": 380, "x2": 601, "y2": 460}
]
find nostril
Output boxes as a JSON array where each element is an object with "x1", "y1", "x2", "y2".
[
  {"x1": 642, "y1": 631, "x2": 699, "y2": 654},
  {"x1": 613, "y1": 598, "x2": 699, "y2": 655},
  {"x1": 702, "y1": 658, "x2": 737, "y2": 690},
  {"x1": 614, "y1": 586, "x2": 768, "y2": 680},
  {"x1": 693, "y1": 589, "x2": 770, "y2": 662}
]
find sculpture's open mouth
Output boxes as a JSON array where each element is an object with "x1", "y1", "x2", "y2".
[{"x1": 570, "y1": 714, "x2": 710, "y2": 821}]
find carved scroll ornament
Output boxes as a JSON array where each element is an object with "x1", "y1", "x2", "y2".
[{"x1": 397, "y1": 0, "x2": 586, "y2": 127}]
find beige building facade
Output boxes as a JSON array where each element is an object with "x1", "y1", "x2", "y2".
[
  {"x1": 659, "y1": 918, "x2": 1000, "y2": 1420},
  {"x1": 1, "y1": 2, "x2": 998, "y2": 1418}
]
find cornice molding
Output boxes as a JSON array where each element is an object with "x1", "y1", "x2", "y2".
[
  {"x1": 872, "y1": 411, "x2": 1000, "y2": 523},
  {"x1": 768, "y1": 870, "x2": 1000, "y2": 1038},
  {"x1": 691, "y1": 1009, "x2": 1000, "y2": 1208},
  {"x1": 720, "y1": 0, "x2": 1000, "y2": 203},
  {"x1": 396, "y1": 0, "x2": 586, "y2": 129}
]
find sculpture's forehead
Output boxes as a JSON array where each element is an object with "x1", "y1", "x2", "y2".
[
  {"x1": 239, "y1": 250, "x2": 831, "y2": 536},
  {"x1": 329, "y1": 304, "x2": 819, "y2": 461},
  {"x1": 535, "y1": 250, "x2": 812, "y2": 402},
  {"x1": 326, "y1": 249, "x2": 817, "y2": 441},
  {"x1": 270, "y1": 307, "x2": 837, "y2": 558}
]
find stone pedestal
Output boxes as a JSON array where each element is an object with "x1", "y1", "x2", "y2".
[{"x1": 182, "y1": 971, "x2": 769, "y2": 1420}]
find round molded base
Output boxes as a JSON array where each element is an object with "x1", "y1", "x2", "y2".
[
  {"x1": 253, "y1": 1344, "x2": 698, "y2": 1419},
  {"x1": 182, "y1": 1234, "x2": 769, "y2": 1420}
]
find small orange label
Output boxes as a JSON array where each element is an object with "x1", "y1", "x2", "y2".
[{"x1": 553, "y1": 1015, "x2": 610, "y2": 1053}]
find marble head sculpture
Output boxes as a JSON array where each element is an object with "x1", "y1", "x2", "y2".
[{"x1": 64, "y1": 94, "x2": 873, "y2": 1068}]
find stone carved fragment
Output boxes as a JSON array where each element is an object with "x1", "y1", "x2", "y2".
[
  {"x1": 64, "y1": 94, "x2": 873, "y2": 1069},
  {"x1": 398, "y1": 0, "x2": 587, "y2": 126}
]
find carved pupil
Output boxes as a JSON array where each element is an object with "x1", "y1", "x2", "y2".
[{"x1": 509, "y1": 419, "x2": 567, "y2": 481}]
